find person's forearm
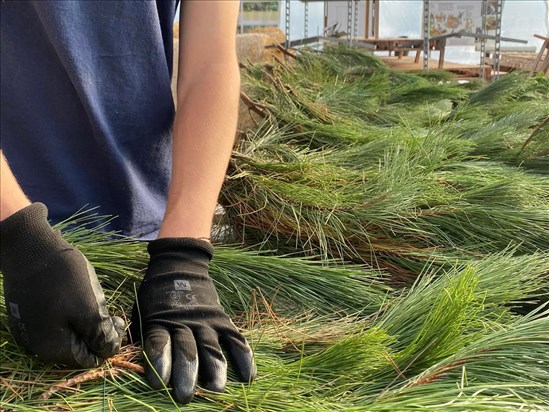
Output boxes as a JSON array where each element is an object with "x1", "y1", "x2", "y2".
[
  {"x1": 1, "y1": 151, "x2": 31, "y2": 221},
  {"x1": 158, "y1": 61, "x2": 240, "y2": 239}
]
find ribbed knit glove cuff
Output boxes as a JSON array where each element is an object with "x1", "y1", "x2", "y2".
[
  {"x1": 0, "y1": 203, "x2": 67, "y2": 271},
  {"x1": 147, "y1": 237, "x2": 214, "y2": 261},
  {"x1": 141, "y1": 238, "x2": 215, "y2": 293}
]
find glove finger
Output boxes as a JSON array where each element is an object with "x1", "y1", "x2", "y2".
[
  {"x1": 70, "y1": 333, "x2": 103, "y2": 369},
  {"x1": 112, "y1": 316, "x2": 126, "y2": 338},
  {"x1": 18, "y1": 328, "x2": 102, "y2": 369},
  {"x1": 71, "y1": 259, "x2": 123, "y2": 359},
  {"x1": 221, "y1": 328, "x2": 256, "y2": 382},
  {"x1": 171, "y1": 326, "x2": 199, "y2": 404},
  {"x1": 144, "y1": 326, "x2": 172, "y2": 390},
  {"x1": 112, "y1": 316, "x2": 126, "y2": 348},
  {"x1": 195, "y1": 327, "x2": 227, "y2": 393},
  {"x1": 72, "y1": 315, "x2": 123, "y2": 359}
]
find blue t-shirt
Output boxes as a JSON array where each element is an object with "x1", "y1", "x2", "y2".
[{"x1": 1, "y1": 0, "x2": 179, "y2": 239}]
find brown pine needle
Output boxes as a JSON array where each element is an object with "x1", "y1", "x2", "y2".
[
  {"x1": 39, "y1": 369, "x2": 113, "y2": 400},
  {"x1": 522, "y1": 116, "x2": 549, "y2": 150},
  {"x1": 109, "y1": 359, "x2": 144, "y2": 375},
  {"x1": 39, "y1": 350, "x2": 144, "y2": 401},
  {"x1": 275, "y1": 44, "x2": 297, "y2": 60},
  {"x1": 0, "y1": 376, "x2": 25, "y2": 402},
  {"x1": 240, "y1": 92, "x2": 267, "y2": 117}
]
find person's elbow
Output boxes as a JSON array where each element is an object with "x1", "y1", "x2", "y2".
[{"x1": 176, "y1": 55, "x2": 240, "y2": 103}]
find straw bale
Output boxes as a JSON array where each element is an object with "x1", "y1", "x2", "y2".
[
  {"x1": 238, "y1": 99, "x2": 262, "y2": 133},
  {"x1": 236, "y1": 33, "x2": 284, "y2": 65},
  {"x1": 248, "y1": 26, "x2": 286, "y2": 45}
]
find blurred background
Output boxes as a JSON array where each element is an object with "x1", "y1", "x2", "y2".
[{"x1": 229, "y1": 0, "x2": 548, "y2": 64}]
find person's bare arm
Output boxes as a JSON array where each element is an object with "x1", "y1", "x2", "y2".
[
  {"x1": 158, "y1": 1, "x2": 241, "y2": 239},
  {"x1": 134, "y1": 6, "x2": 255, "y2": 402},
  {"x1": 0, "y1": 151, "x2": 31, "y2": 220}
]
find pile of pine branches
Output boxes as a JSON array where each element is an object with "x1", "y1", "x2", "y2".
[
  {"x1": 226, "y1": 47, "x2": 549, "y2": 278},
  {"x1": 1, "y1": 214, "x2": 548, "y2": 410},
  {"x1": 1, "y1": 48, "x2": 548, "y2": 410}
]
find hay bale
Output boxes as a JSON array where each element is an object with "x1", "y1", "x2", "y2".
[
  {"x1": 238, "y1": 99, "x2": 262, "y2": 133},
  {"x1": 236, "y1": 29, "x2": 287, "y2": 131},
  {"x1": 248, "y1": 26, "x2": 286, "y2": 45},
  {"x1": 236, "y1": 33, "x2": 266, "y2": 64},
  {"x1": 236, "y1": 33, "x2": 284, "y2": 64}
]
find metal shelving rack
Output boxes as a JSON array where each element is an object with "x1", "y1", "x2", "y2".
[
  {"x1": 304, "y1": 0, "x2": 309, "y2": 38},
  {"x1": 281, "y1": 0, "x2": 506, "y2": 80},
  {"x1": 480, "y1": 0, "x2": 488, "y2": 80},
  {"x1": 353, "y1": 0, "x2": 359, "y2": 41},
  {"x1": 493, "y1": 0, "x2": 504, "y2": 79},
  {"x1": 283, "y1": 1, "x2": 359, "y2": 47},
  {"x1": 285, "y1": 0, "x2": 291, "y2": 48},
  {"x1": 347, "y1": 0, "x2": 354, "y2": 45},
  {"x1": 422, "y1": 0, "x2": 430, "y2": 72}
]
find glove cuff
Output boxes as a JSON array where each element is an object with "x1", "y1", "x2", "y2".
[
  {"x1": 0, "y1": 202, "x2": 68, "y2": 271},
  {"x1": 147, "y1": 237, "x2": 214, "y2": 261}
]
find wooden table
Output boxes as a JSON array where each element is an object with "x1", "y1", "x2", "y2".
[
  {"x1": 354, "y1": 33, "x2": 528, "y2": 70},
  {"x1": 350, "y1": 37, "x2": 449, "y2": 68}
]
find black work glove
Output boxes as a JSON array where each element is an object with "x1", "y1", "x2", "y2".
[
  {"x1": 130, "y1": 238, "x2": 256, "y2": 404},
  {"x1": 0, "y1": 203, "x2": 124, "y2": 368}
]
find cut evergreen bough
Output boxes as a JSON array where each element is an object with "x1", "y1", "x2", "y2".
[
  {"x1": 1, "y1": 217, "x2": 548, "y2": 410},
  {"x1": 228, "y1": 47, "x2": 549, "y2": 274}
]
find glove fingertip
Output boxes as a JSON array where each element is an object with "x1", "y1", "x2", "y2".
[
  {"x1": 203, "y1": 378, "x2": 227, "y2": 394},
  {"x1": 227, "y1": 338, "x2": 256, "y2": 382},
  {"x1": 110, "y1": 316, "x2": 126, "y2": 355},
  {"x1": 171, "y1": 327, "x2": 199, "y2": 404},
  {"x1": 144, "y1": 329, "x2": 172, "y2": 389},
  {"x1": 71, "y1": 335, "x2": 104, "y2": 369},
  {"x1": 93, "y1": 317, "x2": 124, "y2": 359},
  {"x1": 200, "y1": 355, "x2": 227, "y2": 393},
  {"x1": 238, "y1": 354, "x2": 257, "y2": 382},
  {"x1": 145, "y1": 364, "x2": 170, "y2": 390},
  {"x1": 112, "y1": 316, "x2": 126, "y2": 337},
  {"x1": 173, "y1": 385, "x2": 196, "y2": 405}
]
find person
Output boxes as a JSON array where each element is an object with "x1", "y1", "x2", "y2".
[{"x1": 0, "y1": 0, "x2": 255, "y2": 405}]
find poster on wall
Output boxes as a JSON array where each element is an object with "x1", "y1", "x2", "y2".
[
  {"x1": 429, "y1": 0, "x2": 501, "y2": 46},
  {"x1": 239, "y1": 1, "x2": 280, "y2": 33}
]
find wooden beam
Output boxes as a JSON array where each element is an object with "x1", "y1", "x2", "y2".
[
  {"x1": 365, "y1": 0, "x2": 370, "y2": 38},
  {"x1": 373, "y1": 0, "x2": 380, "y2": 39}
]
